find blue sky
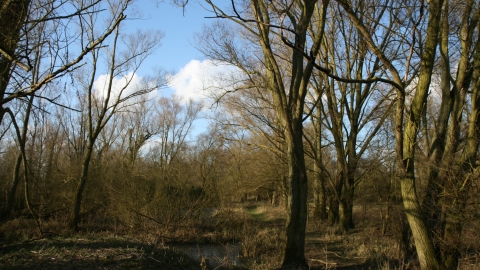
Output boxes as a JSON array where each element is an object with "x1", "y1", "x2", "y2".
[
  {"x1": 132, "y1": 1, "x2": 212, "y2": 73},
  {"x1": 121, "y1": 1, "x2": 222, "y2": 135},
  {"x1": 93, "y1": 1, "x2": 238, "y2": 137},
  {"x1": 126, "y1": 1, "x2": 235, "y2": 102}
]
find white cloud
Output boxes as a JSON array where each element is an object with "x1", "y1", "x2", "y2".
[
  {"x1": 93, "y1": 72, "x2": 160, "y2": 108},
  {"x1": 168, "y1": 59, "x2": 244, "y2": 102}
]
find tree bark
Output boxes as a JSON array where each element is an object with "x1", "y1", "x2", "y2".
[
  {"x1": 339, "y1": 181, "x2": 355, "y2": 232},
  {"x1": 400, "y1": 172, "x2": 439, "y2": 270},
  {"x1": 282, "y1": 121, "x2": 309, "y2": 268},
  {"x1": 328, "y1": 181, "x2": 340, "y2": 225}
]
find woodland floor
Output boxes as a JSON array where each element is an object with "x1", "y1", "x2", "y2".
[
  {"x1": 0, "y1": 237, "x2": 202, "y2": 270},
  {"x1": 1, "y1": 202, "x2": 480, "y2": 269}
]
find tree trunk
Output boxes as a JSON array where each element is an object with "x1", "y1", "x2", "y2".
[
  {"x1": 68, "y1": 146, "x2": 93, "y2": 230},
  {"x1": 397, "y1": 1, "x2": 444, "y2": 268},
  {"x1": 282, "y1": 121, "x2": 309, "y2": 269},
  {"x1": 339, "y1": 190, "x2": 354, "y2": 232},
  {"x1": 313, "y1": 107, "x2": 327, "y2": 220},
  {"x1": 398, "y1": 213, "x2": 414, "y2": 260},
  {"x1": 328, "y1": 182, "x2": 340, "y2": 225},
  {"x1": 422, "y1": 0, "x2": 453, "y2": 233},
  {"x1": 4, "y1": 94, "x2": 34, "y2": 219},
  {"x1": 313, "y1": 169, "x2": 327, "y2": 220},
  {"x1": 441, "y1": 200, "x2": 465, "y2": 270},
  {"x1": 401, "y1": 173, "x2": 440, "y2": 270},
  {"x1": 4, "y1": 153, "x2": 22, "y2": 219},
  {"x1": 440, "y1": 29, "x2": 480, "y2": 268}
]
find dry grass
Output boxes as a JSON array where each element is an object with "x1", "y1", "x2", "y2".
[
  {"x1": 1, "y1": 201, "x2": 479, "y2": 269},
  {"x1": 0, "y1": 236, "x2": 201, "y2": 269},
  {"x1": 210, "y1": 203, "x2": 286, "y2": 269}
]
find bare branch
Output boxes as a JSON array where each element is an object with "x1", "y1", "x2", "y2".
[{"x1": 2, "y1": 13, "x2": 127, "y2": 105}]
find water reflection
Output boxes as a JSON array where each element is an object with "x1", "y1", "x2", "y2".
[{"x1": 171, "y1": 242, "x2": 242, "y2": 268}]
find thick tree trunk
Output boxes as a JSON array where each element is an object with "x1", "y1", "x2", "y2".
[
  {"x1": 339, "y1": 192, "x2": 354, "y2": 232},
  {"x1": 282, "y1": 123, "x2": 309, "y2": 269},
  {"x1": 339, "y1": 171, "x2": 355, "y2": 232},
  {"x1": 422, "y1": 0, "x2": 452, "y2": 232},
  {"x1": 401, "y1": 173, "x2": 439, "y2": 270},
  {"x1": 245, "y1": 1, "x2": 326, "y2": 268}
]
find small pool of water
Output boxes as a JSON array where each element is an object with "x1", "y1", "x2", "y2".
[{"x1": 170, "y1": 242, "x2": 242, "y2": 268}]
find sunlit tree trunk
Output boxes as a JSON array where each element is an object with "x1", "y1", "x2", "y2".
[
  {"x1": 335, "y1": 0, "x2": 443, "y2": 267},
  {"x1": 418, "y1": 1, "x2": 480, "y2": 268},
  {"x1": 422, "y1": 0, "x2": 452, "y2": 233},
  {"x1": 397, "y1": 1, "x2": 443, "y2": 268},
  {"x1": 439, "y1": 3, "x2": 480, "y2": 267}
]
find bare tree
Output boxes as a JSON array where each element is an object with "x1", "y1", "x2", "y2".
[
  {"x1": 196, "y1": 1, "x2": 329, "y2": 268},
  {"x1": 153, "y1": 95, "x2": 203, "y2": 174},
  {"x1": 2, "y1": 10, "x2": 57, "y2": 221},
  {"x1": 304, "y1": 1, "x2": 397, "y2": 232},
  {"x1": 420, "y1": 0, "x2": 480, "y2": 268},
  {"x1": 0, "y1": 0, "x2": 127, "y2": 125},
  {"x1": 135, "y1": 95, "x2": 202, "y2": 229},
  {"x1": 68, "y1": 0, "x2": 165, "y2": 230},
  {"x1": 332, "y1": 0, "x2": 444, "y2": 268}
]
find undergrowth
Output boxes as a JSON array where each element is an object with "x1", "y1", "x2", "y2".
[{"x1": 1, "y1": 202, "x2": 479, "y2": 269}]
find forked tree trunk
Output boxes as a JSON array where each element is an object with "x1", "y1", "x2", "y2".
[{"x1": 336, "y1": 0, "x2": 443, "y2": 267}]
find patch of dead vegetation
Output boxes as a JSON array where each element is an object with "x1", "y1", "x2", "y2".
[{"x1": 0, "y1": 236, "x2": 201, "y2": 270}]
